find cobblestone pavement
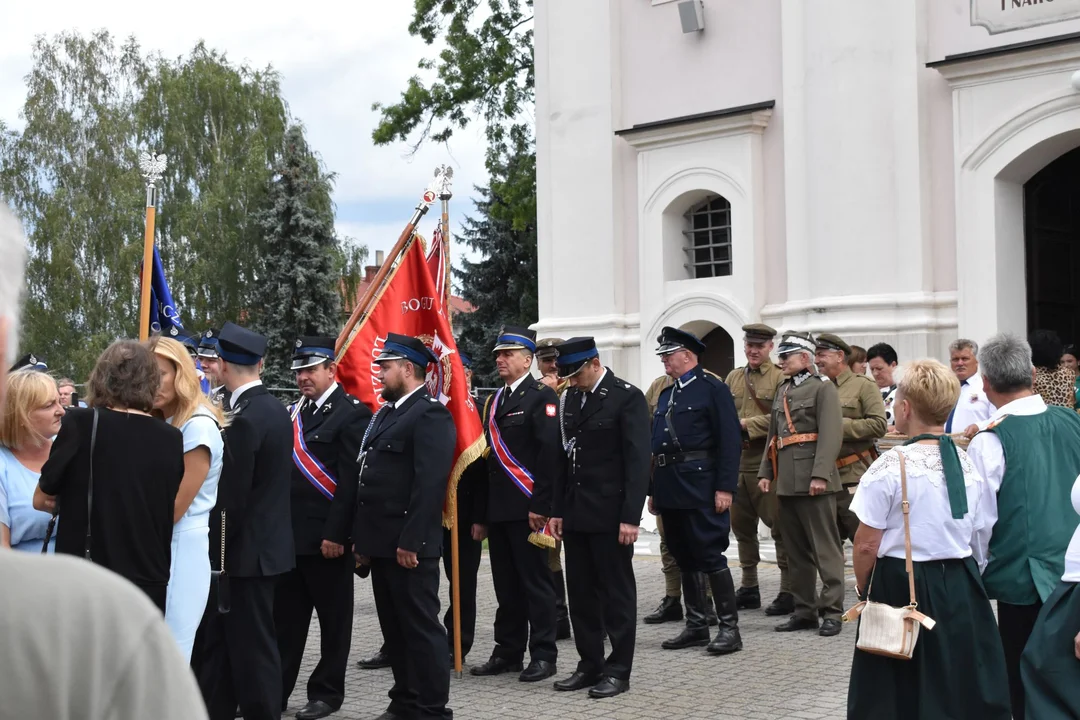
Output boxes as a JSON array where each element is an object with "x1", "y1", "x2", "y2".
[{"x1": 288, "y1": 533, "x2": 858, "y2": 720}]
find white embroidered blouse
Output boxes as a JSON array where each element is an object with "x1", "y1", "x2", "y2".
[{"x1": 849, "y1": 444, "x2": 989, "y2": 566}]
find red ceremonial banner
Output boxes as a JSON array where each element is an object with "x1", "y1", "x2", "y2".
[{"x1": 336, "y1": 236, "x2": 485, "y2": 526}]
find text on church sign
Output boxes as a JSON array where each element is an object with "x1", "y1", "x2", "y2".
[{"x1": 972, "y1": 0, "x2": 1080, "y2": 33}]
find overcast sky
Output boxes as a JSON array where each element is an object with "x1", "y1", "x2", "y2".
[{"x1": 0, "y1": 0, "x2": 489, "y2": 273}]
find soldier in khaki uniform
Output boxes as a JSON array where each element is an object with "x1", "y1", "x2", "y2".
[
  {"x1": 757, "y1": 331, "x2": 846, "y2": 637},
  {"x1": 724, "y1": 324, "x2": 792, "y2": 616},
  {"x1": 536, "y1": 338, "x2": 572, "y2": 641},
  {"x1": 813, "y1": 333, "x2": 887, "y2": 543}
]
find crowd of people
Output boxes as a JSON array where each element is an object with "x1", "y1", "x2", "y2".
[{"x1": 4, "y1": 189, "x2": 1080, "y2": 720}]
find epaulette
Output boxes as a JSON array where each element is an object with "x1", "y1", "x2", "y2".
[
  {"x1": 703, "y1": 369, "x2": 722, "y2": 380},
  {"x1": 535, "y1": 381, "x2": 547, "y2": 391},
  {"x1": 819, "y1": 376, "x2": 831, "y2": 382}
]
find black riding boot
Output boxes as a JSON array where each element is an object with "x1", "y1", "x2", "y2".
[
  {"x1": 705, "y1": 568, "x2": 743, "y2": 655},
  {"x1": 661, "y1": 572, "x2": 710, "y2": 649}
]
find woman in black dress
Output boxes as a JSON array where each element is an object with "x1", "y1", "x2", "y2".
[{"x1": 34, "y1": 340, "x2": 184, "y2": 612}]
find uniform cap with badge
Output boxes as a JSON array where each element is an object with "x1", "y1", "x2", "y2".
[
  {"x1": 8, "y1": 353, "x2": 47, "y2": 373},
  {"x1": 776, "y1": 331, "x2": 817, "y2": 357},
  {"x1": 655, "y1": 326, "x2": 706, "y2": 356},
  {"x1": 743, "y1": 323, "x2": 777, "y2": 343},
  {"x1": 217, "y1": 322, "x2": 268, "y2": 366},
  {"x1": 197, "y1": 328, "x2": 220, "y2": 359},
  {"x1": 167, "y1": 326, "x2": 201, "y2": 357},
  {"x1": 458, "y1": 351, "x2": 472, "y2": 369},
  {"x1": 492, "y1": 325, "x2": 537, "y2": 354},
  {"x1": 554, "y1": 337, "x2": 600, "y2": 378},
  {"x1": 374, "y1": 332, "x2": 438, "y2": 367},
  {"x1": 534, "y1": 337, "x2": 564, "y2": 361},
  {"x1": 814, "y1": 333, "x2": 851, "y2": 356},
  {"x1": 291, "y1": 336, "x2": 337, "y2": 371}
]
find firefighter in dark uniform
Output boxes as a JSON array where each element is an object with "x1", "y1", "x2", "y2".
[
  {"x1": 274, "y1": 337, "x2": 371, "y2": 720},
  {"x1": 648, "y1": 327, "x2": 744, "y2": 656},
  {"x1": 197, "y1": 328, "x2": 227, "y2": 405},
  {"x1": 550, "y1": 338, "x2": 650, "y2": 698},
  {"x1": 197, "y1": 322, "x2": 295, "y2": 720},
  {"x1": 471, "y1": 326, "x2": 562, "y2": 683},
  {"x1": 353, "y1": 333, "x2": 456, "y2": 720}
]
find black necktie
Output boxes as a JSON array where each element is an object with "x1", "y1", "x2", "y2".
[
  {"x1": 581, "y1": 391, "x2": 590, "y2": 409},
  {"x1": 500, "y1": 386, "x2": 511, "y2": 407},
  {"x1": 303, "y1": 399, "x2": 317, "y2": 418}
]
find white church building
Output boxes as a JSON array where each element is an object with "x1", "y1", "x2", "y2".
[{"x1": 533, "y1": 0, "x2": 1080, "y2": 386}]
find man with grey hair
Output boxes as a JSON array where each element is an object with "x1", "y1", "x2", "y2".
[
  {"x1": 0, "y1": 204, "x2": 209, "y2": 719},
  {"x1": 945, "y1": 338, "x2": 995, "y2": 436},
  {"x1": 968, "y1": 332, "x2": 1080, "y2": 720}
]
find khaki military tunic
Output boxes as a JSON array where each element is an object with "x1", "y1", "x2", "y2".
[
  {"x1": 833, "y1": 368, "x2": 887, "y2": 487},
  {"x1": 726, "y1": 360, "x2": 785, "y2": 471},
  {"x1": 758, "y1": 373, "x2": 843, "y2": 495}
]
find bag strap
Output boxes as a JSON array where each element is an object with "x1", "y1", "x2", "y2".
[
  {"x1": 85, "y1": 408, "x2": 99, "y2": 560},
  {"x1": 745, "y1": 366, "x2": 771, "y2": 415},
  {"x1": 781, "y1": 386, "x2": 797, "y2": 435},
  {"x1": 898, "y1": 449, "x2": 916, "y2": 607}
]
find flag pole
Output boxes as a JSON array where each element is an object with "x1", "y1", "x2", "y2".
[
  {"x1": 137, "y1": 152, "x2": 167, "y2": 341},
  {"x1": 434, "y1": 164, "x2": 463, "y2": 678}
]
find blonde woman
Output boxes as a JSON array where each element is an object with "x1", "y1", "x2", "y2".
[
  {"x1": 151, "y1": 336, "x2": 228, "y2": 662},
  {"x1": 0, "y1": 370, "x2": 64, "y2": 551}
]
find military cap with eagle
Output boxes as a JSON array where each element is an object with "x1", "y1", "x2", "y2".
[
  {"x1": 291, "y1": 336, "x2": 337, "y2": 371},
  {"x1": 197, "y1": 328, "x2": 220, "y2": 360},
  {"x1": 742, "y1": 323, "x2": 777, "y2": 342},
  {"x1": 217, "y1": 322, "x2": 268, "y2": 366},
  {"x1": 814, "y1": 333, "x2": 851, "y2": 356},
  {"x1": 492, "y1": 325, "x2": 537, "y2": 353},
  {"x1": 374, "y1": 332, "x2": 438, "y2": 367},
  {"x1": 776, "y1": 330, "x2": 817, "y2": 357},
  {"x1": 534, "y1": 337, "x2": 564, "y2": 360},
  {"x1": 555, "y1": 337, "x2": 600, "y2": 378},
  {"x1": 655, "y1": 326, "x2": 706, "y2": 356}
]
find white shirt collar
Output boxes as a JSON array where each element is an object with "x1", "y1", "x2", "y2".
[
  {"x1": 312, "y1": 383, "x2": 337, "y2": 409},
  {"x1": 392, "y1": 383, "x2": 426, "y2": 408},
  {"x1": 230, "y1": 379, "x2": 263, "y2": 408},
  {"x1": 988, "y1": 392, "x2": 1046, "y2": 421},
  {"x1": 507, "y1": 372, "x2": 531, "y2": 393},
  {"x1": 588, "y1": 368, "x2": 608, "y2": 395}
]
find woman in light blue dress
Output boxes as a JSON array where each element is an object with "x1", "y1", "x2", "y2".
[
  {"x1": 152, "y1": 337, "x2": 228, "y2": 662},
  {"x1": 0, "y1": 369, "x2": 64, "y2": 552}
]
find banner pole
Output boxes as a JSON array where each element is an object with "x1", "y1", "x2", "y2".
[{"x1": 137, "y1": 153, "x2": 167, "y2": 341}]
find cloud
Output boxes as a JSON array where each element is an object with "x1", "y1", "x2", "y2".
[{"x1": 0, "y1": 0, "x2": 491, "y2": 255}]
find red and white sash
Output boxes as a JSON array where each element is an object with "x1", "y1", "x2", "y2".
[{"x1": 293, "y1": 410, "x2": 337, "y2": 499}]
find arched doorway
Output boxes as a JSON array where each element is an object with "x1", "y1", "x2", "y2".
[
  {"x1": 676, "y1": 321, "x2": 736, "y2": 378},
  {"x1": 1024, "y1": 146, "x2": 1080, "y2": 344}
]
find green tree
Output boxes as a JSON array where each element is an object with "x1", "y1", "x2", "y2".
[
  {"x1": 455, "y1": 140, "x2": 537, "y2": 387},
  {"x1": 250, "y1": 125, "x2": 353, "y2": 389}
]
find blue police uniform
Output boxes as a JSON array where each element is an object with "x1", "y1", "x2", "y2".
[{"x1": 648, "y1": 326, "x2": 744, "y2": 655}]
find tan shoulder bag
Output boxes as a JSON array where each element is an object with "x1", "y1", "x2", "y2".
[{"x1": 842, "y1": 450, "x2": 936, "y2": 659}]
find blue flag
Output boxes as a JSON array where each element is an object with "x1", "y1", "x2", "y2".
[{"x1": 147, "y1": 246, "x2": 211, "y2": 394}]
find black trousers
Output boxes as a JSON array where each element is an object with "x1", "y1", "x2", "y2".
[
  {"x1": 274, "y1": 554, "x2": 354, "y2": 709},
  {"x1": 197, "y1": 576, "x2": 282, "y2": 720},
  {"x1": 998, "y1": 599, "x2": 1043, "y2": 720},
  {"x1": 660, "y1": 507, "x2": 730, "y2": 573},
  {"x1": 564, "y1": 530, "x2": 636, "y2": 680},
  {"x1": 442, "y1": 525, "x2": 482, "y2": 659},
  {"x1": 371, "y1": 557, "x2": 452, "y2": 720},
  {"x1": 487, "y1": 519, "x2": 558, "y2": 664}
]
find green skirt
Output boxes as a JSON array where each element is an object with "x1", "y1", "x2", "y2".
[
  {"x1": 847, "y1": 556, "x2": 1011, "y2": 720},
  {"x1": 1021, "y1": 580, "x2": 1080, "y2": 718}
]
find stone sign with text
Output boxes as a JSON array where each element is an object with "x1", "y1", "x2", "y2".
[{"x1": 972, "y1": 0, "x2": 1080, "y2": 34}]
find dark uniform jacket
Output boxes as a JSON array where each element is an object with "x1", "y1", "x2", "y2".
[
  {"x1": 454, "y1": 405, "x2": 487, "y2": 528},
  {"x1": 649, "y1": 366, "x2": 742, "y2": 510},
  {"x1": 552, "y1": 370, "x2": 651, "y2": 533},
  {"x1": 288, "y1": 384, "x2": 371, "y2": 554},
  {"x1": 352, "y1": 388, "x2": 455, "y2": 559},
  {"x1": 212, "y1": 384, "x2": 295, "y2": 578},
  {"x1": 757, "y1": 372, "x2": 843, "y2": 496},
  {"x1": 479, "y1": 376, "x2": 562, "y2": 523}
]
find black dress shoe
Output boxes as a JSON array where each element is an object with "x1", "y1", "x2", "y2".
[
  {"x1": 819, "y1": 619, "x2": 843, "y2": 637},
  {"x1": 356, "y1": 649, "x2": 391, "y2": 669},
  {"x1": 519, "y1": 659, "x2": 557, "y2": 682},
  {"x1": 554, "y1": 670, "x2": 601, "y2": 691},
  {"x1": 774, "y1": 615, "x2": 820, "y2": 632},
  {"x1": 643, "y1": 595, "x2": 683, "y2": 624},
  {"x1": 764, "y1": 591, "x2": 795, "y2": 616},
  {"x1": 556, "y1": 617, "x2": 572, "y2": 640},
  {"x1": 588, "y1": 676, "x2": 630, "y2": 699},
  {"x1": 735, "y1": 585, "x2": 761, "y2": 610},
  {"x1": 470, "y1": 657, "x2": 523, "y2": 676},
  {"x1": 295, "y1": 700, "x2": 335, "y2": 720},
  {"x1": 661, "y1": 626, "x2": 710, "y2": 649}
]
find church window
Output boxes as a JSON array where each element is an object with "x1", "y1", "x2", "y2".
[{"x1": 683, "y1": 195, "x2": 732, "y2": 278}]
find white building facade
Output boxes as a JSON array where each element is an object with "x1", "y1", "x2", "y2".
[{"x1": 533, "y1": 0, "x2": 1080, "y2": 385}]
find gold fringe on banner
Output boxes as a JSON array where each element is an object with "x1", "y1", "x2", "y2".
[{"x1": 442, "y1": 433, "x2": 488, "y2": 529}]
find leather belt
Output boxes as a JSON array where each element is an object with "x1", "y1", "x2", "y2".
[
  {"x1": 775, "y1": 433, "x2": 818, "y2": 450},
  {"x1": 836, "y1": 449, "x2": 875, "y2": 470},
  {"x1": 654, "y1": 450, "x2": 714, "y2": 467}
]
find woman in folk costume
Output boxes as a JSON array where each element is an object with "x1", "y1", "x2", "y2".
[
  {"x1": 846, "y1": 360, "x2": 1010, "y2": 720},
  {"x1": 1021, "y1": 473, "x2": 1080, "y2": 717}
]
